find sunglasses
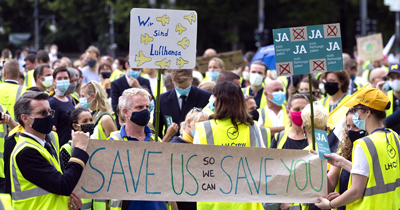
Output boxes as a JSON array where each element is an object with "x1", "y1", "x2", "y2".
[{"x1": 30, "y1": 109, "x2": 55, "y2": 118}]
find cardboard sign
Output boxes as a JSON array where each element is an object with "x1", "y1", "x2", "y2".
[
  {"x1": 356, "y1": 33, "x2": 384, "y2": 62},
  {"x1": 314, "y1": 129, "x2": 331, "y2": 160},
  {"x1": 129, "y1": 8, "x2": 197, "y2": 69},
  {"x1": 196, "y1": 51, "x2": 246, "y2": 73},
  {"x1": 74, "y1": 140, "x2": 327, "y2": 203},
  {"x1": 272, "y1": 23, "x2": 343, "y2": 76}
]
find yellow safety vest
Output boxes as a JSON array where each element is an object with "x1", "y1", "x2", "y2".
[
  {"x1": 10, "y1": 135, "x2": 69, "y2": 210},
  {"x1": 386, "y1": 90, "x2": 394, "y2": 117},
  {"x1": 202, "y1": 105, "x2": 214, "y2": 115},
  {"x1": 347, "y1": 132, "x2": 400, "y2": 210},
  {"x1": 0, "y1": 82, "x2": 26, "y2": 119},
  {"x1": 0, "y1": 105, "x2": 8, "y2": 179},
  {"x1": 288, "y1": 203, "x2": 309, "y2": 210},
  {"x1": 24, "y1": 70, "x2": 35, "y2": 88},
  {"x1": 0, "y1": 193, "x2": 12, "y2": 210},
  {"x1": 259, "y1": 105, "x2": 289, "y2": 128},
  {"x1": 260, "y1": 126, "x2": 271, "y2": 148},
  {"x1": 92, "y1": 111, "x2": 115, "y2": 140},
  {"x1": 320, "y1": 94, "x2": 351, "y2": 113},
  {"x1": 110, "y1": 69, "x2": 125, "y2": 82},
  {"x1": 196, "y1": 119, "x2": 263, "y2": 210},
  {"x1": 242, "y1": 87, "x2": 267, "y2": 109},
  {"x1": 275, "y1": 128, "x2": 290, "y2": 149},
  {"x1": 71, "y1": 92, "x2": 79, "y2": 103}
]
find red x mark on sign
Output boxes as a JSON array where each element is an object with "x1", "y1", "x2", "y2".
[
  {"x1": 313, "y1": 60, "x2": 325, "y2": 71},
  {"x1": 279, "y1": 63, "x2": 291, "y2": 75},
  {"x1": 293, "y1": 28, "x2": 305, "y2": 40},
  {"x1": 327, "y1": 25, "x2": 337, "y2": 36}
]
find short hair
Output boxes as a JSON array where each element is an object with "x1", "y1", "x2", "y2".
[
  {"x1": 116, "y1": 57, "x2": 126, "y2": 70},
  {"x1": 1, "y1": 49, "x2": 11, "y2": 59},
  {"x1": 53, "y1": 66, "x2": 70, "y2": 79},
  {"x1": 60, "y1": 57, "x2": 72, "y2": 67},
  {"x1": 322, "y1": 71, "x2": 350, "y2": 93},
  {"x1": 250, "y1": 60, "x2": 268, "y2": 72},
  {"x1": 192, "y1": 77, "x2": 200, "y2": 87},
  {"x1": 171, "y1": 69, "x2": 193, "y2": 84},
  {"x1": 67, "y1": 67, "x2": 78, "y2": 80},
  {"x1": 76, "y1": 68, "x2": 82, "y2": 78},
  {"x1": 301, "y1": 104, "x2": 328, "y2": 135},
  {"x1": 27, "y1": 86, "x2": 44, "y2": 92},
  {"x1": 36, "y1": 50, "x2": 50, "y2": 63},
  {"x1": 164, "y1": 75, "x2": 173, "y2": 89},
  {"x1": 3, "y1": 59, "x2": 20, "y2": 79},
  {"x1": 216, "y1": 71, "x2": 240, "y2": 84},
  {"x1": 244, "y1": 51, "x2": 255, "y2": 62},
  {"x1": 118, "y1": 88, "x2": 152, "y2": 112},
  {"x1": 301, "y1": 77, "x2": 319, "y2": 90},
  {"x1": 33, "y1": 64, "x2": 51, "y2": 83},
  {"x1": 198, "y1": 81, "x2": 215, "y2": 92},
  {"x1": 101, "y1": 56, "x2": 113, "y2": 65},
  {"x1": 209, "y1": 57, "x2": 225, "y2": 69},
  {"x1": 69, "y1": 107, "x2": 90, "y2": 130},
  {"x1": 287, "y1": 94, "x2": 309, "y2": 110},
  {"x1": 81, "y1": 81, "x2": 112, "y2": 113},
  {"x1": 24, "y1": 54, "x2": 36, "y2": 63},
  {"x1": 180, "y1": 108, "x2": 209, "y2": 134},
  {"x1": 344, "y1": 59, "x2": 357, "y2": 71},
  {"x1": 15, "y1": 91, "x2": 49, "y2": 127},
  {"x1": 86, "y1": 45, "x2": 100, "y2": 58}
]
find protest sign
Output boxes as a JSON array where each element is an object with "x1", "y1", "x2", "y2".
[
  {"x1": 356, "y1": 33, "x2": 384, "y2": 62},
  {"x1": 272, "y1": 23, "x2": 343, "y2": 76},
  {"x1": 129, "y1": 8, "x2": 197, "y2": 69},
  {"x1": 196, "y1": 51, "x2": 246, "y2": 73},
  {"x1": 75, "y1": 140, "x2": 327, "y2": 203},
  {"x1": 314, "y1": 129, "x2": 331, "y2": 160}
]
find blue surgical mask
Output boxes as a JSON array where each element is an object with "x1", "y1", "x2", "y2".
[
  {"x1": 351, "y1": 75, "x2": 356, "y2": 81},
  {"x1": 129, "y1": 70, "x2": 140, "y2": 79},
  {"x1": 80, "y1": 97, "x2": 92, "y2": 109},
  {"x1": 86, "y1": 60, "x2": 97, "y2": 68},
  {"x1": 56, "y1": 80, "x2": 70, "y2": 92},
  {"x1": 268, "y1": 91, "x2": 285, "y2": 106},
  {"x1": 209, "y1": 96, "x2": 215, "y2": 112},
  {"x1": 208, "y1": 71, "x2": 220, "y2": 81},
  {"x1": 191, "y1": 129, "x2": 196, "y2": 137},
  {"x1": 352, "y1": 112, "x2": 368, "y2": 130},
  {"x1": 176, "y1": 86, "x2": 191, "y2": 96},
  {"x1": 150, "y1": 100, "x2": 154, "y2": 112}
]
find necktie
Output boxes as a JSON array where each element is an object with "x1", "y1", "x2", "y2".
[
  {"x1": 180, "y1": 95, "x2": 187, "y2": 110},
  {"x1": 45, "y1": 142, "x2": 56, "y2": 158}
]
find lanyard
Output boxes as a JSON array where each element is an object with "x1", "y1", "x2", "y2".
[{"x1": 371, "y1": 127, "x2": 390, "y2": 144}]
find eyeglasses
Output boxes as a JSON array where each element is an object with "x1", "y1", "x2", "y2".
[
  {"x1": 189, "y1": 107, "x2": 202, "y2": 114},
  {"x1": 30, "y1": 109, "x2": 55, "y2": 118}
]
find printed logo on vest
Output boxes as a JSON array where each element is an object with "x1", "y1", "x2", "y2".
[
  {"x1": 387, "y1": 144, "x2": 396, "y2": 159},
  {"x1": 227, "y1": 127, "x2": 239, "y2": 140}
]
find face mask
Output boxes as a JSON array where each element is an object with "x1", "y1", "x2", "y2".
[
  {"x1": 352, "y1": 112, "x2": 368, "y2": 130},
  {"x1": 389, "y1": 79, "x2": 400, "y2": 92},
  {"x1": 209, "y1": 95, "x2": 215, "y2": 112},
  {"x1": 67, "y1": 84, "x2": 77, "y2": 94},
  {"x1": 51, "y1": 49, "x2": 57, "y2": 55},
  {"x1": 350, "y1": 75, "x2": 356, "y2": 81},
  {"x1": 191, "y1": 129, "x2": 196, "y2": 137},
  {"x1": 29, "y1": 115, "x2": 54, "y2": 134},
  {"x1": 354, "y1": 55, "x2": 359, "y2": 59},
  {"x1": 41, "y1": 76, "x2": 53, "y2": 88},
  {"x1": 129, "y1": 69, "x2": 140, "y2": 79},
  {"x1": 268, "y1": 91, "x2": 286, "y2": 106},
  {"x1": 112, "y1": 63, "x2": 118, "y2": 70},
  {"x1": 77, "y1": 123, "x2": 94, "y2": 135},
  {"x1": 86, "y1": 60, "x2": 97, "y2": 68},
  {"x1": 101, "y1": 72, "x2": 111, "y2": 79},
  {"x1": 270, "y1": 70, "x2": 278, "y2": 80},
  {"x1": 208, "y1": 71, "x2": 219, "y2": 81},
  {"x1": 176, "y1": 86, "x2": 191, "y2": 96},
  {"x1": 242, "y1": 71, "x2": 250, "y2": 81},
  {"x1": 249, "y1": 73, "x2": 264, "y2": 86},
  {"x1": 150, "y1": 100, "x2": 155, "y2": 112},
  {"x1": 383, "y1": 81, "x2": 391, "y2": 92},
  {"x1": 347, "y1": 130, "x2": 366, "y2": 143},
  {"x1": 324, "y1": 82, "x2": 339, "y2": 95},
  {"x1": 80, "y1": 97, "x2": 93, "y2": 109},
  {"x1": 56, "y1": 80, "x2": 70, "y2": 92},
  {"x1": 129, "y1": 109, "x2": 150, "y2": 126},
  {"x1": 249, "y1": 109, "x2": 259, "y2": 121},
  {"x1": 289, "y1": 110, "x2": 303, "y2": 127},
  {"x1": 319, "y1": 83, "x2": 325, "y2": 94}
]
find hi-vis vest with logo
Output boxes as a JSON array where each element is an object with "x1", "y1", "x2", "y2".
[
  {"x1": 259, "y1": 105, "x2": 289, "y2": 128},
  {"x1": 347, "y1": 132, "x2": 400, "y2": 210},
  {"x1": 0, "y1": 82, "x2": 26, "y2": 119},
  {"x1": 10, "y1": 134, "x2": 69, "y2": 210},
  {"x1": 196, "y1": 119, "x2": 262, "y2": 147}
]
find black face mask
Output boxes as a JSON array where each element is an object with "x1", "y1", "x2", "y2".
[
  {"x1": 249, "y1": 109, "x2": 259, "y2": 121},
  {"x1": 101, "y1": 72, "x2": 111, "y2": 79},
  {"x1": 347, "y1": 130, "x2": 366, "y2": 143},
  {"x1": 130, "y1": 109, "x2": 150, "y2": 126},
  {"x1": 79, "y1": 123, "x2": 95, "y2": 135},
  {"x1": 324, "y1": 82, "x2": 340, "y2": 95},
  {"x1": 29, "y1": 115, "x2": 54, "y2": 134}
]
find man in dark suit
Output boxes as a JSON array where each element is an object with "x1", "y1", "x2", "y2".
[
  {"x1": 155, "y1": 69, "x2": 211, "y2": 139},
  {"x1": 111, "y1": 62, "x2": 152, "y2": 128}
]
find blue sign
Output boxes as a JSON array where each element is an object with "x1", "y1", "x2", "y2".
[{"x1": 314, "y1": 129, "x2": 332, "y2": 160}]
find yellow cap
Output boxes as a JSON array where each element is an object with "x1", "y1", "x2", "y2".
[{"x1": 344, "y1": 88, "x2": 390, "y2": 111}]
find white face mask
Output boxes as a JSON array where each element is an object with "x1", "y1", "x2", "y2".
[
  {"x1": 319, "y1": 83, "x2": 325, "y2": 94},
  {"x1": 112, "y1": 63, "x2": 118, "y2": 70},
  {"x1": 51, "y1": 49, "x2": 57, "y2": 55},
  {"x1": 249, "y1": 73, "x2": 264, "y2": 86},
  {"x1": 41, "y1": 76, "x2": 53, "y2": 88},
  {"x1": 389, "y1": 79, "x2": 400, "y2": 92},
  {"x1": 242, "y1": 71, "x2": 250, "y2": 81},
  {"x1": 270, "y1": 70, "x2": 278, "y2": 80}
]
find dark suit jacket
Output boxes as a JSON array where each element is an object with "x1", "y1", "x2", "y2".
[
  {"x1": 154, "y1": 86, "x2": 211, "y2": 138},
  {"x1": 111, "y1": 75, "x2": 152, "y2": 113}
]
